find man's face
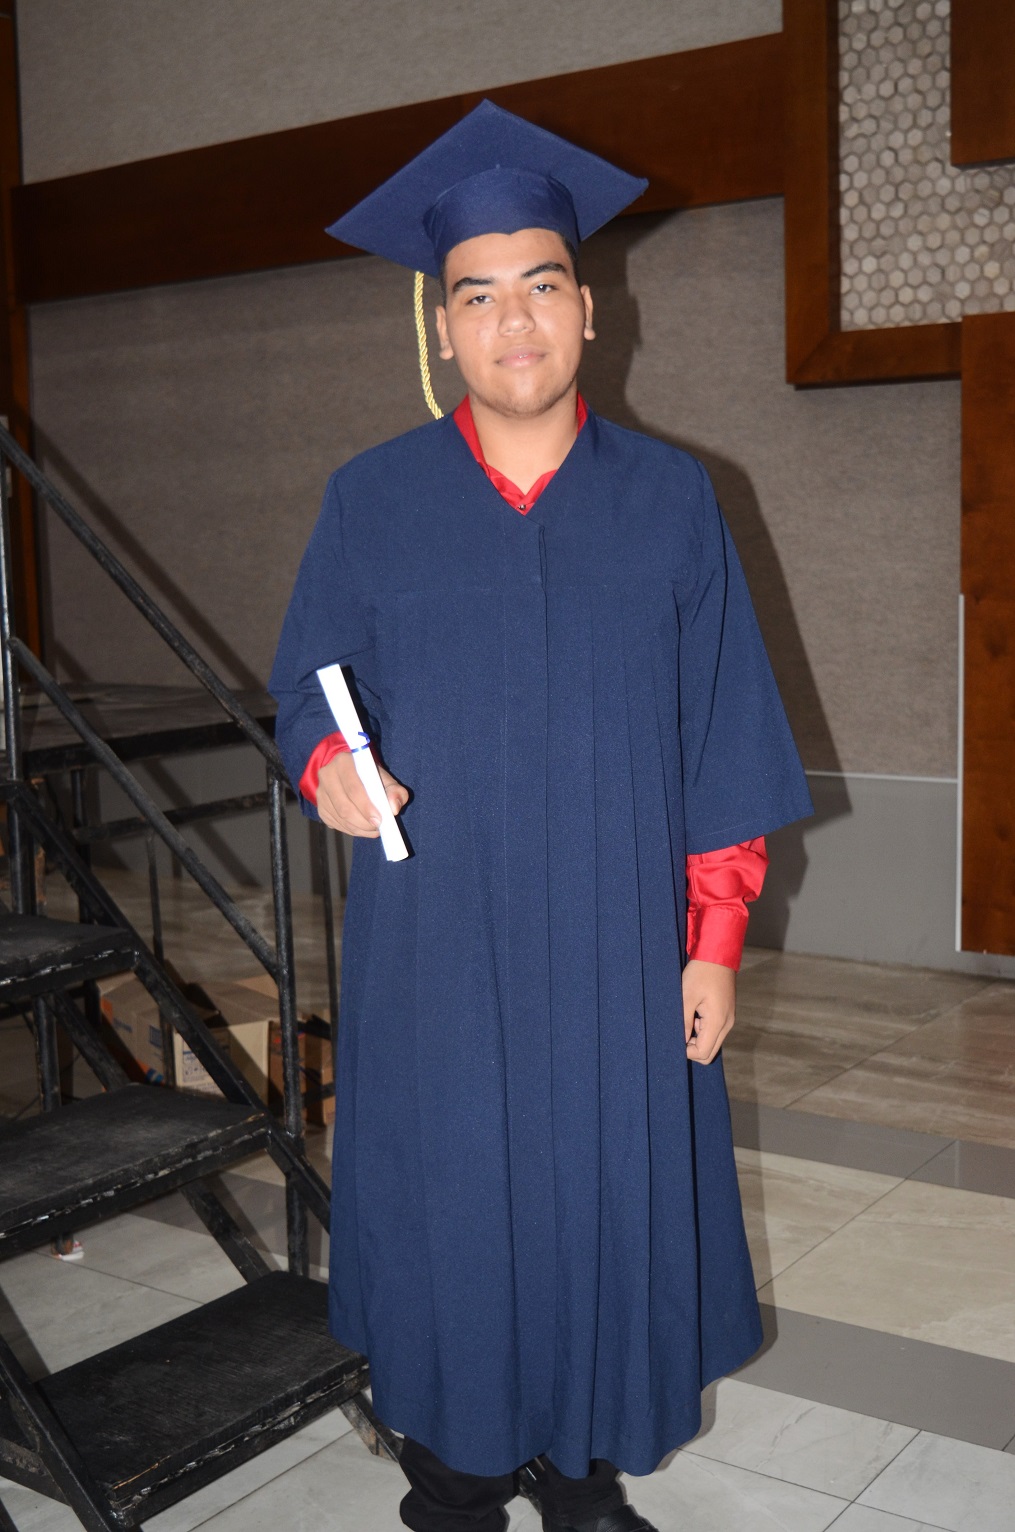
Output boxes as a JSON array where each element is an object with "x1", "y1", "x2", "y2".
[{"x1": 434, "y1": 228, "x2": 594, "y2": 419}]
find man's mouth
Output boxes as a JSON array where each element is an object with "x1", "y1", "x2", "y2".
[{"x1": 497, "y1": 348, "x2": 545, "y2": 367}]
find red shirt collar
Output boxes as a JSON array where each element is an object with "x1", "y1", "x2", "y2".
[{"x1": 453, "y1": 394, "x2": 588, "y2": 514}]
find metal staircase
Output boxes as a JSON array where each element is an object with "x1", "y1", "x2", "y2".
[{"x1": 0, "y1": 423, "x2": 398, "y2": 1531}]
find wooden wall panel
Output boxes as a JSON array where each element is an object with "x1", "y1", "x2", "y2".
[
  {"x1": 960, "y1": 310, "x2": 1015, "y2": 955},
  {"x1": 0, "y1": 1, "x2": 40, "y2": 653},
  {"x1": 12, "y1": 34, "x2": 783, "y2": 305},
  {"x1": 783, "y1": 0, "x2": 839, "y2": 380},
  {"x1": 495, "y1": 34, "x2": 784, "y2": 216},
  {"x1": 951, "y1": 0, "x2": 1015, "y2": 166},
  {"x1": 792, "y1": 324, "x2": 961, "y2": 387},
  {"x1": 782, "y1": 0, "x2": 960, "y2": 386}
]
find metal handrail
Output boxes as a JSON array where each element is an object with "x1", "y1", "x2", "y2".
[
  {"x1": 9, "y1": 637, "x2": 279, "y2": 977},
  {"x1": 74, "y1": 789, "x2": 272, "y2": 844},
  {"x1": 0, "y1": 424, "x2": 322, "y2": 1274},
  {"x1": 0, "y1": 421, "x2": 285, "y2": 773}
]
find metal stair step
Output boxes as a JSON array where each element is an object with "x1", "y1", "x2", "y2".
[
  {"x1": 0, "y1": 914, "x2": 137, "y2": 1000},
  {"x1": 0, "y1": 1274, "x2": 368, "y2": 1526},
  {"x1": 0, "y1": 1085, "x2": 271, "y2": 1256}
]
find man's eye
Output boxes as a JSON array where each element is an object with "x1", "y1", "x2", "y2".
[
  {"x1": 532, "y1": 283, "x2": 555, "y2": 293},
  {"x1": 465, "y1": 293, "x2": 490, "y2": 304}
]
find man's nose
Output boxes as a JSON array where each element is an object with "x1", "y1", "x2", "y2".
[{"x1": 498, "y1": 294, "x2": 535, "y2": 333}]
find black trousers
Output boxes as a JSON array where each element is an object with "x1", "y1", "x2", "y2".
[{"x1": 398, "y1": 1435, "x2": 625, "y2": 1531}]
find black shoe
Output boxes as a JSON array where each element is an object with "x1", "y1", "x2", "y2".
[{"x1": 540, "y1": 1508, "x2": 659, "y2": 1532}]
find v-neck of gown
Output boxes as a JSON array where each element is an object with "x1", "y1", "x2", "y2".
[{"x1": 450, "y1": 394, "x2": 590, "y2": 522}]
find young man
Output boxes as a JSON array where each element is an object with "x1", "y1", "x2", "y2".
[{"x1": 271, "y1": 102, "x2": 812, "y2": 1532}]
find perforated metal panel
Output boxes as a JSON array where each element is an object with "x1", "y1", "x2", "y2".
[{"x1": 839, "y1": 0, "x2": 1015, "y2": 331}]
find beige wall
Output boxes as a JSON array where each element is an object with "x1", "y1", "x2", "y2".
[
  {"x1": 17, "y1": 0, "x2": 780, "y2": 181},
  {"x1": 30, "y1": 198, "x2": 960, "y2": 779}
]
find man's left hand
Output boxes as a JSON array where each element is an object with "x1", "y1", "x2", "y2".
[{"x1": 683, "y1": 959, "x2": 736, "y2": 1065}]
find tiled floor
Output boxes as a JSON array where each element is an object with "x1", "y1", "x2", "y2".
[
  {"x1": 3, "y1": 871, "x2": 1015, "y2": 1530},
  {"x1": 758, "y1": 1177, "x2": 1015, "y2": 1362}
]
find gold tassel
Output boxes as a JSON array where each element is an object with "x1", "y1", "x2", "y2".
[{"x1": 414, "y1": 270, "x2": 444, "y2": 420}]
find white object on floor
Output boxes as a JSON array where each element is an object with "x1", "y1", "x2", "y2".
[
  {"x1": 316, "y1": 665, "x2": 409, "y2": 862},
  {"x1": 50, "y1": 1239, "x2": 84, "y2": 1261}
]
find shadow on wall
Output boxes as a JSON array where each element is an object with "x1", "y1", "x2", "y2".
[
  {"x1": 33, "y1": 425, "x2": 262, "y2": 694},
  {"x1": 30, "y1": 426, "x2": 278, "y2": 887},
  {"x1": 578, "y1": 215, "x2": 852, "y2": 949}
]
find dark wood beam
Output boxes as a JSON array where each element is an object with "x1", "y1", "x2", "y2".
[
  {"x1": 960, "y1": 311, "x2": 1015, "y2": 955},
  {"x1": 951, "y1": 0, "x2": 1015, "y2": 166},
  {"x1": 791, "y1": 325, "x2": 961, "y2": 387},
  {"x1": 0, "y1": 1, "x2": 41, "y2": 654},
  {"x1": 12, "y1": 34, "x2": 783, "y2": 305},
  {"x1": 783, "y1": 0, "x2": 840, "y2": 381}
]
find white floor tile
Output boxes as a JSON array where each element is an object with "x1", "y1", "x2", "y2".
[
  {"x1": 826, "y1": 1507, "x2": 954, "y2": 1532},
  {"x1": 0, "y1": 1252, "x2": 197, "y2": 1376},
  {"x1": 685, "y1": 1378, "x2": 917, "y2": 1499},
  {"x1": 0, "y1": 1415, "x2": 359, "y2": 1532},
  {"x1": 184, "y1": 1431, "x2": 407, "y2": 1532},
  {"x1": 734, "y1": 1148, "x2": 901, "y2": 1285},
  {"x1": 69, "y1": 1213, "x2": 245, "y2": 1303},
  {"x1": 858, "y1": 1430, "x2": 1015, "y2": 1530},
  {"x1": 148, "y1": 1410, "x2": 356, "y2": 1532},
  {"x1": 127, "y1": 1437, "x2": 852, "y2": 1532},
  {"x1": 0, "y1": 1479, "x2": 79, "y2": 1532},
  {"x1": 505, "y1": 1498, "x2": 543, "y2": 1529},
  {"x1": 623, "y1": 1452, "x2": 849, "y2": 1531},
  {"x1": 760, "y1": 1180, "x2": 1015, "y2": 1363},
  {"x1": 222, "y1": 1149, "x2": 286, "y2": 1187}
]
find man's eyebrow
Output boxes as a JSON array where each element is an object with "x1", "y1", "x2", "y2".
[
  {"x1": 450, "y1": 274, "x2": 493, "y2": 294},
  {"x1": 450, "y1": 261, "x2": 569, "y2": 294}
]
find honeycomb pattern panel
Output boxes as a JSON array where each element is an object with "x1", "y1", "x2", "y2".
[{"x1": 839, "y1": 0, "x2": 1015, "y2": 330}]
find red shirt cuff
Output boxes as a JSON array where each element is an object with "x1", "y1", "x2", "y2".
[
  {"x1": 688, "y1": 904, "x2": 751, "y2": 970},
  {"x1": 299, "y1": 731, "x2": 349, "y2": 806},
  {"x1": 685, "y1": 836, "x2": 768, "y2": 972}
]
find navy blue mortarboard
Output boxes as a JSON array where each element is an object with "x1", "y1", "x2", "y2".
[{"x1": 326, "y1": 100, "x2": 648, "y2": 278}]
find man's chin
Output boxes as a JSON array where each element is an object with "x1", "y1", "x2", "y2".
[{"x1": 471, "y1": 376, "x2": 576, "y2": 420}]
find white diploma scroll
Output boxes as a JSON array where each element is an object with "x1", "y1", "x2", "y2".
[{"x1": 316, "y1": 664, "x2": 410, "y2": 862}]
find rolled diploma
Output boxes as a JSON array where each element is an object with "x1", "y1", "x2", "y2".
[{"x1": 315, "y1": 664, "x2": 409, "y2": 862}]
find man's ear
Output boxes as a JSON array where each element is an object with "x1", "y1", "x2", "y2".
[
  {"x1": 581, "y1": 285, "x2": 595, "y2": 340},
  {"x1": 434, "y1": 305, "x2": 455, "y2": 361}
]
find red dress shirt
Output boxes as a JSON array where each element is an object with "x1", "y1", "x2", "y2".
[{"x1": 301, "y1": 394, "x2": 767, "y2": 970}]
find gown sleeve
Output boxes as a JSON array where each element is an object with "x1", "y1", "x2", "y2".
[
  {"x1": 269, "y1": 473, "x2": 374, "y2": 817},
  {"x1": 678, "y1": 461, "x2": 813, "y2": 853},
  {"x1": 685, "y1": 837, "x2": 768, "y2": 971}
]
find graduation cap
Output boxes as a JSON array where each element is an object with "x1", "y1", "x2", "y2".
[
  {"x1": 327, "y1": 99, "x2": 647, "y2": 278},
  {"x1": 326, "y1": 100, "x2": 648, "y2": 417}
]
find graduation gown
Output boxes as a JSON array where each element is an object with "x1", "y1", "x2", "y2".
[{"x1": 270, "y1": 407, "x2": 813, "y2": 1478}]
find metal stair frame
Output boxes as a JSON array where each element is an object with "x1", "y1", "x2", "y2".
[
  {"x1": 0, "y1": 1274, "x2": 384, "y2": 1529},
  {"x1": 0, "y1": 423, "x2": 327, "y2": 1256},
  {"x1": 0, "y1": 778, "x2": 331, "y2": 1237},
  {"x1": 0, "y1": 1340, "x2": 123, "y2": 1532},
  {"x1": 0, "y1": 423, "x2": 403, "y2": 1526}
]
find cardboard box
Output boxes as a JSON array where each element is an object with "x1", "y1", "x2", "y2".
[
  {"x1": 70, "y1": 970, "x2": 271, "y2": 1099},
  {"x1": 268, "y1": 1014, "x2": 335, "y2": 1126},
  {"x1": 218, "y1": 972, "x2": 335, "y2": 1126},
  {"x1": 188, "y1": 976, "x2": 276, "y2": 1097},
  {"x1": 69, "y1": 969, "x2": 330, "y2": 1120}
]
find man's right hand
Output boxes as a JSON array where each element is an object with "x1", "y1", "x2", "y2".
[{"x1": 316, "y1": 751, "x2": 409, "y2": 836}]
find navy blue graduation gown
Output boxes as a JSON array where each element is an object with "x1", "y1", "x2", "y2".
[{"x1": 270, "y1": 409, "x2": 812, "y2": 1478}]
